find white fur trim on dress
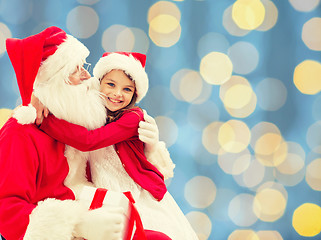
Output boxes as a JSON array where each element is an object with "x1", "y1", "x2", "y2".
[
  {"x1": 12, "y1": 104, "x2": 36, "y2": 125},
  {"x1": 64, "y1": 146, "x2": 94, "y2": 199},
  {"x1": 24, "y1": 198, "x2": 87, "y2": 240},
  {"x1": 34, "y1": 34, "x2": 90, "y2": 86},
  {"x1": 145, "y1": 141, "x2": 175, "y2": 180},
  {"x1": 93, "y1": 53, "x2": 148, "y2": 103}
]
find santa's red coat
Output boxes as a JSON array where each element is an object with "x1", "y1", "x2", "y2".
[{"x1": 0, "y1": 118, "x2": 75, "y2": 240}]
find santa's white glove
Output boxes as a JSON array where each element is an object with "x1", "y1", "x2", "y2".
[
  {"x1": 74, "y1": 206, "x2": 124, "y2": 240},
  {"x1": 139, "y1": 109, "x2": 159, "y2": 153}
]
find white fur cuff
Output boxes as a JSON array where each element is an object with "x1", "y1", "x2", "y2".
[
  {"x1": 24, "y1": 198, "x2": 87, "y2": 240},
  {"x1": 145, "y1": 141, "x2": 175, "y2": 180},
  {"x1": 12, "y1": 104, "x2": 36, "y2": 125}
]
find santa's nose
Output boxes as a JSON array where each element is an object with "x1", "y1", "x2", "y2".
[{"x1": 80, "y1": 68, "x2": 91, "y2": 80}]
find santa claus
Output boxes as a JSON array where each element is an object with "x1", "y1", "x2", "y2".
[{"x1": 0, "y1": 26, "x2": 174, "y2": 240}]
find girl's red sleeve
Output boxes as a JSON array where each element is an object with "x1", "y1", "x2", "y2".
[{"x1": 40, "y1": 108, "x2": 143, "y2": 151}]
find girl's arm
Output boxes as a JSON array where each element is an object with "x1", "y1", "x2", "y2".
[{"x1": 39, "y1": 108, "x2": 143, "y2": 151}]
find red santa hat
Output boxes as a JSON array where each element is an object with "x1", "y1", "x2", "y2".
[
  {"x1": 93, "y1": 52, "x2": 149, "y2": 103},
  {"x1": 6, "y1": 26, "x2": 90, "y2": 106}
]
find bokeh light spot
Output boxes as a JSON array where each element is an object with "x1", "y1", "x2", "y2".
[
  {"x1": 102, "y1": 25, "x2": 137, "y2": 52},
  {"x1": 256, "y1": 230, "x2": 283, "y2": 240},
  {"x1": 293, "y1": 60, "x2": 321, "y2": 95},
  {"x1": 228, "y1": 193, "x2": 258, "y2": 226},
  {"x1": 312, "y1": 94, "x2": 321, "y2": 121},
  {"x1": 228, "y1": 41, "x2": 259, "y2": 74},
  {"x1": 202, "y1": 121, "x2": 224, "y2": 155},
  {"x1": 148, "y1": 2, "x2": 181, "y2": 47},
  {"x1": 184, "y1": 176, "x2": 216, "y2": 208},
  {"x1": 234, "y1": 158, "x2": 265, "y2": 188},
  {"x1": 149, "y1": 22, "x2": 181, "y2": 47},
  {"x1": 67, "y1": 6, "x2": 99, "y2": 39},
  {"x1": 255, "y1": 133, "x2": 282, "y2": 156},
  {"x1": 218, "y1": 149, "x2": 251, "y2": 175},
  {"x1": 232, "y1": 0, "x2": 266, "y2": 30},
  {"x1": 306, "y1": 158, "x2": 321, "y2": 191},
  {"x1": 155, "y1": 116, "x2": 178, "y2": 147},
  {"x1": 200, "y1": 52, "x2": 233, "y2": 85},
  {"x1": 220, "y1": 75, "x2": 257, "y2": 118},
  {"x1": 0, "y1": 109, "x2": 12, "y2": 129},
  {"x1": 289, "y1": 0, "x2": 320, "y2": 12},
  {"x1": 250, "y1": 122, "x2": 288, "y2": 167},
  {"x1": 223, "y1": 84, "x2": 253, "y2": 109},
  {"x1": 223, "y1": 5, "x2": 250, "y2": 37},
  {"x1": 306, "y1": 120, "x2": 321, "y2": 153},
  {"x1": 171, "y1": 69, "x2": 212, "y2": 103},
  {"x1": 149, "y1": 14, "x2": 179, "y2": 34},
  {"x1": 253, "y1": 188, "x2": 286, "y2": 222},
  {"x1": 302, "y1": 17, "x2": 321, "y2": 51},
  {"x1": 256, "y1": 0, "x2": 278, "y2": 31},
  {"x1": 148, "y1": 1, "x2": 181, "y2": 23},
  {"x1": 218, "y1": 120, "x2": 250, "y2": 153},
  {"x1": 293, "y1": 203, "x2": 321, "y2": 237},
  {"x1": 228, "y1": 229, "x2": 259, "y2": 240},
  {"x1": 116, "y1": 27, "x2": 135, "y2": 51},
  {"x1": 185, "y1": 211, "x2": 212, "y2": 240},
  {"x1": 256, "y1": 78, "x2": 287, "y2": 111},
  {"x1": 77, "y1": 0, "x2": 100, "y2": 5},
  {"x1": 130, "y1": 28, "x2": 150, "y2": 53},
  {"x1": 0, "y1": 23, "x2": 12, "y2": 55},
  {"x1": 179, "y1": 71, "x2": 203, "y2": 102},
  {"x1": 276, "y1": 142, "x2": 305, "y2": 175}
]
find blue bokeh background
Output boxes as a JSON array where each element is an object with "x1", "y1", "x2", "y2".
[{"x1": 1, "y1": 0, "x2": 321, "y2": 239}]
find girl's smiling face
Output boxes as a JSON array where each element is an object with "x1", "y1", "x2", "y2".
[{"x1": 100, "y1": 69, "x2": 136, "y2": 112}]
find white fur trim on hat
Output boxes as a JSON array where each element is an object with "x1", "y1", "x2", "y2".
[
  {"x1": 34, "y1": 34, "x2": 90, "y2": 86},
  {"x1": 93, "y1": 53, "x2": 148, "y2": 103},
  {"x1": 12, "y1": 104, "x2": 37, "y2": 125}
]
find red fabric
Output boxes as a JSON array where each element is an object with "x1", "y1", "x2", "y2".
[
  {"x1": 40, "y1": 107, "x2": 167, "y2": 201},
  {"x1": 126, "y1": 203, "x2": 146, "y2": 240},
  {"x1": 134, "y1": 230, "x2": 172, "y2": 240},
  {"x1": 89, "y1": 188, "x2": 107, "y2": 210},
  {"x1": 41, "y1": 29, "x2": 66, "y2": 62},
  {"x1": 102, "y1": 51, "x2": 146, "y2": 68},
  {"x1": 0, "y1": 118, "x2": 74, "y2": 240},
  {"x1": 6, "y1": 26, "x2": 66, "y2": 106},
  {"x1": 88, "y1": 188, "x2": 147, "y2": 240}
]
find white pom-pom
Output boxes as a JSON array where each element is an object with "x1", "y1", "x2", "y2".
[{"x1": 12, "y1": 104, "x2": 37, "y2": 125}]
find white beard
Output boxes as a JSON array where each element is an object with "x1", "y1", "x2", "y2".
[
  {"x1": 34, "y1": 77, "x2": 109, "y2": 198},
  {"x1": 34, "y1": 77, "x2": 107, "y2": 129}
]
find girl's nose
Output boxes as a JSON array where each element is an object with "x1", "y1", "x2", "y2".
[{"x1": 113, "y1": 89, "x2": 122, "y2": 97}]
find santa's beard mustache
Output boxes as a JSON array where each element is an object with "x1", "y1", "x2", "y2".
[{"x1": 34, "y1": 77, "x2": 107, "y2": 129}]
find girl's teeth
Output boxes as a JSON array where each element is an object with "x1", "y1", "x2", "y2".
[{"x1": 109, "y1": 98, "x2": 121, "y2": 103}]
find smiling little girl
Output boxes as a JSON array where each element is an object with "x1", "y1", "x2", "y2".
[{"x1": 40, "y1": 52, "x2": 198, "y2": 240}]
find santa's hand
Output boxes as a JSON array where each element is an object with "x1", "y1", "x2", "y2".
[
  {"x1": 74, "y1": 206, "x2": 124, "y2": 240},
  {"x1": 31, "y1": 93, "x2": 49, "y2": 125},
  {"x1": 139, "y1": 109, "x2": 159, "y2": 153}
]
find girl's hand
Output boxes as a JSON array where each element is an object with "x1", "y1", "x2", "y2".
[
  {"x1": 31, "y1": 93, "x2": 49, "y2": 125},
  {"x1": 138, "y1": 109, "x2": 159, "y2": 153}
]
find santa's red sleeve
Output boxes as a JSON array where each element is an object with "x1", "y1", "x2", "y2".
[
  {"x1": 0, "y1": 121, "x2": 87, "y2": 240},
  {"x1": 40, "y1": 108, "x2": 143, "y2": 151},
  {"x1": 0, "y1": 131, "x2": 36, "y2": 239}
]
